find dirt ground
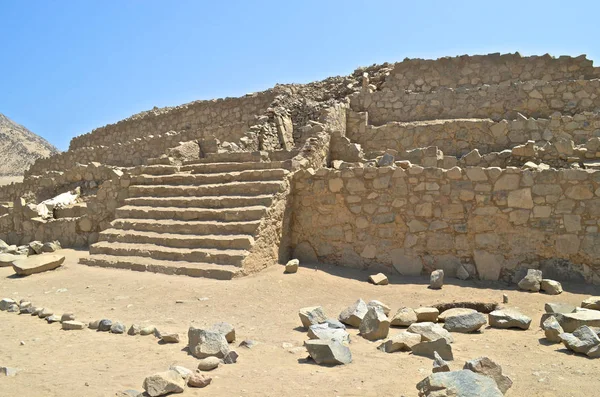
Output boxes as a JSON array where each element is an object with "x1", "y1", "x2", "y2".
[
  {"x1": 0, "y1": 176, "x2": 23, "y2": 187},
  {"x1": 1, "y1": 250, "x2": 599, "y2": 397}
]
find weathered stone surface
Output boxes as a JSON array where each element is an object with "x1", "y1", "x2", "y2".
[
  {"x1": 28, "y1": 241, "x2": 44, "y2": 254},
  {"x1": 411, "y1": 338, "x2": 453, "y2": 360},
  {"x1": 540, "y1": 279, "x2": 562, "y2": 295},
  {"x1": 161, "y1": 333, "x2": 180, "y2": 343},
  {"x1": 367, "y1": 300, "x2": 391, "y2": 316},
  {"x1": 433, "y1": 302, "x2": 499, "y2": 314},
  {"x1": 416, "y1": 370, "x2": 503, "y2": 397},
  {"x1": 168, "y1": 366, "x2": 192, "y2": 382},
  {"x1": 284, "y1": 258, "x2": 299, "y2": 273},
  {"x1": 142, "y1": 370, "x2": 185, "y2": 397},
  {"x1": 517, "y1": 269, "x2": 542, "y2": 292},
  {"x1": 559, "y1": 326, "x2": 600, "y2": 355},
  {"x1": 188, "y1": 373, "x2": 212, "y2": 388},
  {"x1": 324, "y1": 318, "x2": 345, "y2": 329},
  {"x1": 61, "y1": 313, "x2": 75, "y2": 322},
  {"x1": 111, "y1": 322, "x2": 126, "y2": 334},
  {"x1": 0, "y1": 253, "x2": 20, "y2": 267},
  {"x1": 0, "y1": 367, "x2": 19, "y2": 377},
  {"x1": 415, "y1": 307, "x2": 439, "y2": 323},
  {"x1": 197, "y1": 357, "x2": 221, "y2": 371},
  {"x1": 554, "y1": 311, "x2": 600, "y2": 333},
  {"x1": 188, "y1": 327, "x2": 230, "y2": 359},
  {"x1": 98, "y1": 319, "x2": 112, "y2": 331},
  {"x1": 0, "y1": 298, "x2": 15, "y2": 311},
  {"x1": 545, "y1": 302, "x2": 576, "y2": 314},
  {"x1": 128, "y1": 324, "x2": 141, "y2": 335},
  {"x1": 378, "y1": 331, "x2": 422, "y2": 353},
  {"x1": 299, "y1": 306, "x2": 328, "y2": 328},
  {"x1": 12, "y1": 255, "x2": 65, "y2": 276},
  {"x1": 46, "y1": 314, "x2": 60, "y2": 323},
  {"x1": 463, "y1": 357, "x2": 513, "y2": 394},
  {"x1": 433, "y1": 351, "x2": 450, "y2": 373},
  {"x1": 339, "y1": 299, "x2": 368, "y2": 327},
  {"x1": 140, "y1": 325, "x2": 156, "y2": 336},
  {"x1": 581, "y1": 296, "x2": 600, "y2": 310},
  {"x1": 430, "y1": 269, "x2": 444, "y2": 289},
  {"x1": 62, "y1": 321, "x2": 85, "y2": 330},
  {"x1": 42, "y1": 241, "x2": 61, "y2": 253},
  {"x1": 542, "y1": 316, "x2": 564, "y2": 343},
  {"x1": 438, "y1": 308, "x2": 476, "y2": 322},
  {"x1": 359, "y1": 307, "x2": 390, "y2": 341},
  {"x1": 304, "y1": 339, "x2": 352, "y2": 365},
  {"x1": 369, "y1": 272, "x2": 389, "y2": 285},
  {"x1": 308, "y1": 323, "x2": 350, "y2": 343},
  {"x1": 391, "y1": 307, "x2": 418, "y2": 327},
  {"x1": 489, "y1": 308, "x2": 531, "y2": 330},
  {"x1": 210, "y1": 322, "x2": 235, "y2": 343},
  {"x1": 456, "y1": 265, "x2": 470, "y2": 280},
  {"x1": 443, "y1": 311, "x2": 487, "y2": 333},
  {"x1": 38, "y1": 308, "x2": 53, "y2": 318},
  {"x1": 407, "y1": 322, "x2": 453, "y2": 343}
]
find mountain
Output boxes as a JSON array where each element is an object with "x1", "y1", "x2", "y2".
[{"x1": 0, "y1": 113, "x2": 59, "y2": 176}]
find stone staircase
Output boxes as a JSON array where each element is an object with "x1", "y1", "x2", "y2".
[{"x1": 80, "y1": 151, "x2": 292, "y2": 280}]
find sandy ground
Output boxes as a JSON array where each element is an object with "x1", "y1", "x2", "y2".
[
  {"x1": 0, "y1": 176, "x2": 23, "y2": 187},
  {"x1": 1, "y1": 250, "x2": 599, "y2": 397}
]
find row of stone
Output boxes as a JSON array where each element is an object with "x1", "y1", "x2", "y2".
[{"x1": 0, "y1": 239, "x2": 60, "y2": 260}]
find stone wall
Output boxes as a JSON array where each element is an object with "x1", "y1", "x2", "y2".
[
  {"x1": 381, "y1": 53, "x2": 599, "y2": 93},
  {"x1": 292, "y1": 165, "x2": 600, "y2": 284},
  {"x1": 351, "y1": 79, "x2": 600, "y2": 125},
  {"x1": 346, "y1": 111, "x2": 600, "y2": 157}
]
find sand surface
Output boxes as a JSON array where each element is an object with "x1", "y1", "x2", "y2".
[{"x1": 1, "y1": 249, "x2": 599, "y2": 396}]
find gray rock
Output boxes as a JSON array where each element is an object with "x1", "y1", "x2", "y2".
[
  {"x1": 41, "y1": 241, "x2": 61, "y2": 253},
  {"x1": 12, "y1": 254, "x2": 65, "y2": 276},
  {"x1": 223, "y1": 350, "x2": 238, "y2": 364},
  {"x1": 46, "y1": 314, "x2": 60, "y2": 323},
  {"x1": 391, "y1": 307, "x2": 418, "y2": 327},
  {"x1": 62, "y1": 321, "x2": 85, "y2": 330},
  {"x1": 30, "y1": 307, "x2": 43, "y2": 316},
  {"x1": 581, "y1": 296, "x2": 600, "y2": 310},
  {"x1": 369, "y1": 273, "x2": 389, "y2": 285},
  {"x1": 542, "y1": 316, "x2": 564, "y2": 343},
  {"x1": 559, "y1": 326, "x2": 600, "y2": 355},
  {"x1": 553, "y1": 311, "x2": 600, "y2": 333},
  {"x1": 378, "y1": 331, "x2": 422, "y2": 353},
  {"x1": 299, "y1": 306, "x2": 328, "y2": 328},
  {"x1": 128, "y1": 324, "x2": 141, "y2": 335},
  {"x1": 188, "y1": 327, "x2": 230, "y2": 359},
  {"x1": 324, "y1": 318, "x2": 345, "y2": 329},
  {"x1": 416, "y1": 370, "x2": 503, "y2": 397},
  {"x1": 285, "y1": 258, "x2": 299, "y2": 273},
  {"x1": 116, "y1": 389, "x2": 143, "y2": 397},
  {"x1": 517, "y1": 269, "x2": 542, "y2": 292},
  {"x1": 161, "y1": 333, "x2": 180, "y2": 343},
  {"x1": 378, "y1": 153, "x2": 395, "y2": 167},
  {"x1": 540, "y1": 279, "x2": 562, "y2": 295},
  {"x1": 197, "y1": 356, "x2": 221, "y2": 371},
  {"x1": 367, "y1": 300, "x2": 391, "y2": 316},
  {"x1": 18, "y1": 301, "x2": 31, "y2": 309},
  {"x1": 142, "y1": 370, "x2": 185, "y2": 397},
  {"x1": 38, "y1": 308, "x2": 53, "y2": 318},
  {"x1": 188, "y1": 373, "x2": 212, "y2": 388},
  {"x1": 433, "y1": 351, "x2": 450, "y2": 373},
  {"x1": 110, "y1": 322, "x2": 126, "y2": 334},
  {"x1": 411, "y1": 338, "x2": 453, "y2": 360},
  {"x1": 359, "y1": 307, "x2": 390, "y2": 341},
  {"x1": 408, "y1": 322, "x2": 453, "y2": 343},
  {"x1": 489, "y1": 308, "x2": 531, "y2": 330},
  {"x1": 308, "y1": 323, "x2": 350, "y2": 343},
  {"x1": 438, "y1": 308, "x2": 476, "y2": 322},
  {"x1": 0, "y1": 239, "x2": 8, "y2": 251},
  {"x1": 339, "y1": 299, "x2": 368, "y2": 327},
  {"x1": 456, "y1": 265, "x2": 470, "y2": 280},
  {"x1": 415, "y1": 307, "x2": 439, "y2": 322},
  {"x1": 503, "y1": 294, "x2": 509, "y2": 304},
  {"x1": 60, "y1": 312, "x2": 75, "y2": 322},
  {"x1": 430, "y1": 269, "x2": 444, "y2": 289},
  {"x1": 140, "y1": 325, "x2": 156, "y2": 335},
  {"x1": 168, "y1": 365, "x2": 193, "y2": 382},
  {"x1": 7, "y1": 304, "x2": 19, "y2": 313},
  {"x1": 304, "y1": 339, "x2": 352, "y2": 365},
  {"x1": 98, "y1": 319, "x2": 112, "y2": 331},
  {"x1": 464, "y1": 356, "x2": 513, "y2": 394},
  {"x1": 239, "y1": 339, "x2": 258, "y2": 349},
  {"x1": 545, "y1": 302, "x2": 576, "y2": 314},
  {"x1": 88, "y1": 320, "x2": 100, "y2": 330},
  {"x1": 0, "y1": 298, "x2": 15, "y2": 311},
  {"x1": 28, "y1": 241, "x2": 44, "y2": 255},
  {"x1": 210, "y1": 322, "x2": 235, "y2": 343},
  {"x1": 0, "y1": 367, "x2": 19, "y2": 377},
  {"x1": 443, "y1": 311, "x2": 487, "y2": 333}
]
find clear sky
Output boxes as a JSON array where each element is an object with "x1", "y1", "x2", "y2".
[{"x1": 1, "y1": 0, "x2": 599, "y2": 150}]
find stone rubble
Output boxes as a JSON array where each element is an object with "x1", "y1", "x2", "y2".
[
  {"x1": 299, "y1": 306, "x2": 328, "y2": 328},
  {"x1": 433, "y1": 351, "x2": 450, "y2": 373},
  {"x1": 359, "y1": 306, "x2": 390, "y2": 341},
  {"x1": 339, "y1": 299, "x2": 368, "y2": 327},
  {"x1": 369, "y1": 272, "x2": 389, "y2": 285},
  {"x1": 463, "y1": 356, "x2": 513, "y2": 394},
  {"x1": 517, "y1": 269, "x2": 543, "y2": 292},
  {"x1": 304, "y1": 339, "x2": 352, "y2": 365}
]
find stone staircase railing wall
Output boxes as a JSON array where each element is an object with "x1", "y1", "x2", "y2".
[
  {"x1": 382, "y1": 53, "x2": 599, "y2": 93},
  {"x1": 292, "y1": 165, "x2": 600, "y2": 284}
]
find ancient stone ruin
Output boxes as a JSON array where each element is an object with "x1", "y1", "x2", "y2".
[{"x1": 1, "y1": 52, "x2": 600, "y2": 284}]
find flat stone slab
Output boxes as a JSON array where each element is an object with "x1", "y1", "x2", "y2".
[
  {"x1": 555, "y1": 311, "x2": 600, "y2": 333},
  {"x1": 0, "y1": 253, "x2": 20, "y2": 267},
  {"x1": 12, "y1": 254, "x2": 65, "y2": 276},
  {"x1": 417, "y1": 370, "x2": 503, "y2": 397}
]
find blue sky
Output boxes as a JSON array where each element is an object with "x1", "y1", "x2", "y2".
[{"x1": 1, "y1": 0, "x2": 599, "y2": 150}]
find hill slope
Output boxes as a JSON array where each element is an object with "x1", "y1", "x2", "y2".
[{"x1": 0, "y1": 113, "x2": 59, "y2": 176}]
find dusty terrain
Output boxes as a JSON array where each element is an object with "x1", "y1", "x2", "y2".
[{"x1": 1, "y1": 250, "x2": 599, "y2": 397}]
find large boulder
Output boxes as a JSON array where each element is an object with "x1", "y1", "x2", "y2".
[
  {"x1": 299, "y1": 306, "x2": 328, "y2": 328},
  {"x1": 307, "y1": 323, "x2": 350, "y2": 343},
  {"x1": 142, "y1": 370, "x2": 186, "y2": 397},
  {"x1": 339, "y1": 299, "x2": 368, "y2": 327},
  {"x1": 433, "y1": 351, "x2": 450, "y2": 373},
  {"x1": 443, "y1": 311, "x2": 487, "y2": 333},
  {"x1": 359, "y1": 307, "x2": 390, "y2": 341},
  {"x1": 559, "y1": 326, "x2": 600, "y2": 355},
  {"x1": 411, "y1": 338, "x2": 453, "y2": 360},
  {"x1": 304, "y1": 339, "x2": 352, "y2": 365},
  {"x1": 540, "y1": 279, "x2": 562, "y2": 295},
  {"x1": 391, "y1": 307, "x2": 418, "y2": 327},
  {"x1": 416, "y1": 370, "x2": 503, "y2": 397},
  {"x1": 188, "y1": 327, "x2": 230, "y2": 359},
  {"x1": 367, "y1": 300, "x2": 391, "y2": 316},
  {"x1": 488, "y1": 308, "x2": 531, "y2": 330},
  {"x1": 12, "y1": 254, "x2": 65, "y2": 276},
  {"x1": 464, "y1": 357, "x2": 513, "y2": 394},
  {"x1": 378, "y1": 331, "x2": 422, "y2": 353},
  {"x1": 407, "y1": 322, "x2": 453, "y2": 343},
  {"x1": 517, "y1": 269, "x2": 542, "y2": 292},
  {"x1": 554, "y1": 310, "x2": 600, "y2": 333},
  {"x1": 542, "y1": 316, "x2": 564, "y2": 343}
]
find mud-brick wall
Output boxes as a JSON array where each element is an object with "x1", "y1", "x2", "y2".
[{"x1": 291, "y1": 166, "x2": 600, "y2": 284}]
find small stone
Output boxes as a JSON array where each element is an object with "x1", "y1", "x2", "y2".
[
  {"x1": 19, "y1": 301, "x2": 32, "y2": 309},
  {"x1": 61, "y1": 313, "x2": 75, "y2": 322},
  {"x1": 339, "y1": 299, "x2": 368, "y2": 327},
  {"x1": 0, "y1": 298, "x2": 15, "y2": 311},
  {"x1": 304, "y1": 339, "x2": 352, "y2": 365},
  {"x1": 42, "y1": 241, "x2": 61, "y2": 253},
  {"x1": 391, "y1": 307, "x2": 418, "y2": 327},
  {"x1": 168, "y1": 366, "x2": 193, "y2": 381},
  {"x1": 128, "y1": 324, "x2": 141, "y2": 335},
  {"x1": 378, "y1": 332, "x2": 422, "y2": 353},
  {"x1": 188, "y1": 327, "x2": 230, "y2": 359},
  {"x1": 308, "y1": 323, "x2": 350, "y2": 343},
  {"x1": 417, "y1": 370, "x2": 502, "y2": 396},
  {"x1": 408, "y1": 322, "x2": 453, "y2": 344},
  {"x1": 285, "y1": 259, "x2": 299, "y2": 273},
  {"x1": 28, "y1": 241, "x2": 44, "y2": 254},
  {"x1": 188, "y1": 373, "x2": 212, "y2": 388},
  {"x1": 38, "y1": 308, "x2": 53, "y2": 318},
  {"x1": 503, "y1": 294, "x2": 509, "y2": 304},
  {"x1": 367, "y1": 300, "x2": 391, "y2": 316},
  {"x1": 581, "y1": 296, "x2": 600, "y2": 310},
  {"x1": 299, "y1": 306, "x2": 328, "y2": 328},
  {"x1": 239, "y1": 340, "x2": 258, "y2": 349},
  {"x1": 545, "y1": 302, "x2": 576, "y2": 314},
  {"x1": 540, "y1": 279, "x2": 563, "y2": 295},
  {"x1": 142, "y1": 370, "x2": 185, "y2": 397},
  {"x1": 98, "y1": 319, "x2": 112, "y2": 332},
  {"x1": 140, "y1": 325, "x2": 156, "y2": 336},
  {"x1": 542, "y1": 316, "x2": 564, "y2": 343},
  {"x1": 197, "y1": 357, "x2": 221, "y2": 371},
  {"x1": 210, "y1": 322, "x2": 235, "y2": 343},
  {"x1": 7, "y1": 304, "x2": 19, "y2": 313},
  {"x1": 430, "y1": 270, "x2": 444, "y2": 289},
  {"x1": 110, "y1": 322, "x2": 126, "y2": 334},
  {"x1": 412, "y1": 338, "x2": 453, "y2": 360},
  {"x1": 489, "y1": 308, "x2": 531, "y2": 330},
  {"x1": 369, "y1": 273, "x2": 389, "y2": 285},
  {"x1": 463, "y1": 357, "x2": 513, "y2": 394},
  {"x1": 517, "y1": 269, "x2": 542, "y2": 292},
  {"x1": 443, "y1": 311, "x2": 487, "y2": 333},
  {"x1": 324, "y1": 318, "x2": 346, "y2": 329},
  {"x1": 559, "y1": 325, "x2": 600, "y2": 355},
  {"x1": 161, "y1": 333, "x2": 180, "y2": 343},
  {"x1": 30, "y1": 307, "x2": 43, "y2": 316},
  {"x1": 378, "y1": 153, "x2": 395, "y2": 167},
  {"x1": 46, "y1": 314, "x2": 60, "y2": 323},
  {"x1": 359, "y1": 307, "x2": 390, "y2": 341},
  {"x1": 433, "y1": 351, "x2": 450, "y2": 373},
  {"x1": 0, "y1": 367, "x2": 19, "y2": 377},
  {"x1": 415, "y1": 307, "x2": 439, "y2": 322},
  {"x1": 223, "y1": 350, "x2": 239, "y2": 364},
  {"x1": 456, "y1": 265, "x2": 470, "y2": 280},
  {"x1": 62, "y1": 321, "x2": 85, "y2": 330}
]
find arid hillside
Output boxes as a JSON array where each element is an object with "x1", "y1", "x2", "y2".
[{"x1": 0, "y1": 113, "x2": 59, "y2": 176}]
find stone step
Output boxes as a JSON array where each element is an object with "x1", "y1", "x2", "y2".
[
  {"x1": 80, "y1": 254, "x2": 241, "y2": 280},
  {"x1": 55, "y1": 202, "x2": 88, "y2": 218},
  {"x1": 133, "y1": 165, "x2": 180, "y2": 175},
  {"x1": 185, "y1": 151, "x2": 269, "y2": 164},
  {"x1": 114, "y1": 205, "x2": 267, "y2": 222},
  {"x1": 99, "y1": 229, "x2": 254, "y2": 250},
  {"x1": 180, "y1": 161, "x2": 290, "y2": 174},
  {"x1": 123, "y1": 195, "x2": 274, "y2": 209},
  {"x1": 111, "y1": 218, "x2": 261, "y2": 236},
  {"x1": 131, "y1": 168, "x2": 289, "y2": 186},
  {"x1": 128, "y1": 181, "x2": 285, "y2": 197},
  {"x1": 89, "y1": 242, "x2": 247, "y2": 266}
]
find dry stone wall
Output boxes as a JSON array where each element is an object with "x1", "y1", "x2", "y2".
[{"x1": 292, "y1": 165, "x2": 600, "y2": 284}]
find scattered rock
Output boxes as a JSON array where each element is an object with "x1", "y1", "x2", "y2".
[
  {"x1": 432, "y1": 301, "x2": 498, "y2": 314},
  {"x1": 30, "y1": 307, "x2": 43, "y2": 316},
  {"x1": 559, "y1": 325, "x2": 600, "y2": 355},
  {"x1": 581, "y1": 296, "x2": 600, "y2": 310},
  {"x1": 464, "y1": 356, "x2": 513, "y2": 394},
  {"x1": 140, "y1": 325, "x2": 157, "y2": 336},
  {"x1": 210, "y1": 322, "x2": 235, "y2": 343},
  {"x1": 408, "y1": 322, "x2": 453, "y2": 343},
  {"x1": 28, "y1": 241, "x2": 44, "y2": 255},
  {"x1": 161, "y1": 333, "x2": 180, "y2": 343},
  {"x1": 324, "y1": 318, "x2": 345, "y2": 329},
  {"x1": 554, "y1": 310, "x2": 600, "y2": 333},
  {"x1": 61, "y1": 313, "x2": 75, "y2": 322},
  {"x1": 38, "y1": 308, "x2": 53, "y2": 318},
  {"x1": 430, "y1": 270, "x2": 444, "y2": 289},
  {"x1": 188, "y1": 373, "x2": 212, "y2": 388},
  {"x1": 545, "y1": 302, "x2": 576, "y2": 314},
  {"x1": 304, "y1": 339, "x2": 352, "y2": 365},
  {"x1": 367, "y1": 300, "x2": 391, "y2": 316},
  {"x1": 412, "y1": 338, "x2": 453, "y2": 360},
  {"x1": 415, "y1": 307, "x2": 439, "y2": 323},
  {"x1": 308, "y1": 323, "x2": 350, "y2": 343},
  {"x1": 339, "y1": 299, "x2": 368, "y2": 327},
  {"x1": 456, "y1": 265, "x2": 470, "y2": 280},
  {"x1": 169, "y1": 366, "x2": 193, "y2": 382},
  {"x1": 0, "y1": 253, "x2": 20, "y2": 267},
  {"x1": 391, "y1": 307, "x2": 418, "y2": 327},
  {"x1": 142, "y1": 370, "x2": 186, "y2": 397},
  {"x1": 222, "y1": 350, "x2": 239, "y2": 364},
  {"x1": 0, "y1": 298, "x2": 15, "y2": 311},
  {"x1": 540, "y1": 279, "x2": 563, "y2": 295},
  {"x1": 7, "y1": 304, "x2": 19, "y2": 313},
  {"x1": 62, "y1": 321, "x2": 85, "y2": 330},
  {"x1": 111, "y1": 322, "x2": 126, "y2": 334},
  {"x1": 299, "y1": 306, "x2": 328, "y2": 328},
  {"x1": 517, "y1": 269, "x2": 542, "y2": 292},
  {"x1": 438, "y1": 308, "x2": 476, "y2": 322},
  {"x1": 433, "y1": 351, "x2": 450, "y2": 373},
  {"x1": 378, "y1": 331, "x2": 422, "y2": 353},
  {"x1": 128, "y1": 324, "x2": 141, "y2": 335},
  {"x1": 359, "y1": 307, "x2": 390, "y2": 341},
  {"x1": 98, "y1": 319, "x2": 112, "y2": 332},
  {"x1": 489, "y1": 308, "x2": 531, "y2": 330},
  {"x1": 197, "y1": 357, "x2": 221, "y2": 371},
  {"x1": 42, "y1": 241, "x2": 61, "y2": 253},
  {"x1": 443, "y1": 311, "x2": 487, "y2": 333},
  {"x1": 369, "y1": 273, "x2": 389, "y2": 285},
  {"x1": 239, "y1": 339, "x2": 258, "y2": 349},
  {"x1": 503, "y1": 294, "x2": 509, "y2": 304},
  {"x1": 46, "y1": 314, "x2": 60, "y2": 323},
  {"x1": 417, "y1": 370, "x2": 503, "y2": 396},
  {"x1": 284, "y1": 259, "x2": 299, "y2": 273},
  {"x1": 115, "y1": 390, "x2": 142, "y2": 397},
  {"x1": 0, "y1": 367, "x2": 19, "y2": 377},
  {"x1": 542, "y1": 316, "x2": 564, "y2": 343},
  {"x1": 188, "y1": 327, "x2": 230, "y2": 359},
  {"x1": 12, "y1": 254, "x2": 65, "y2": 276}
]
